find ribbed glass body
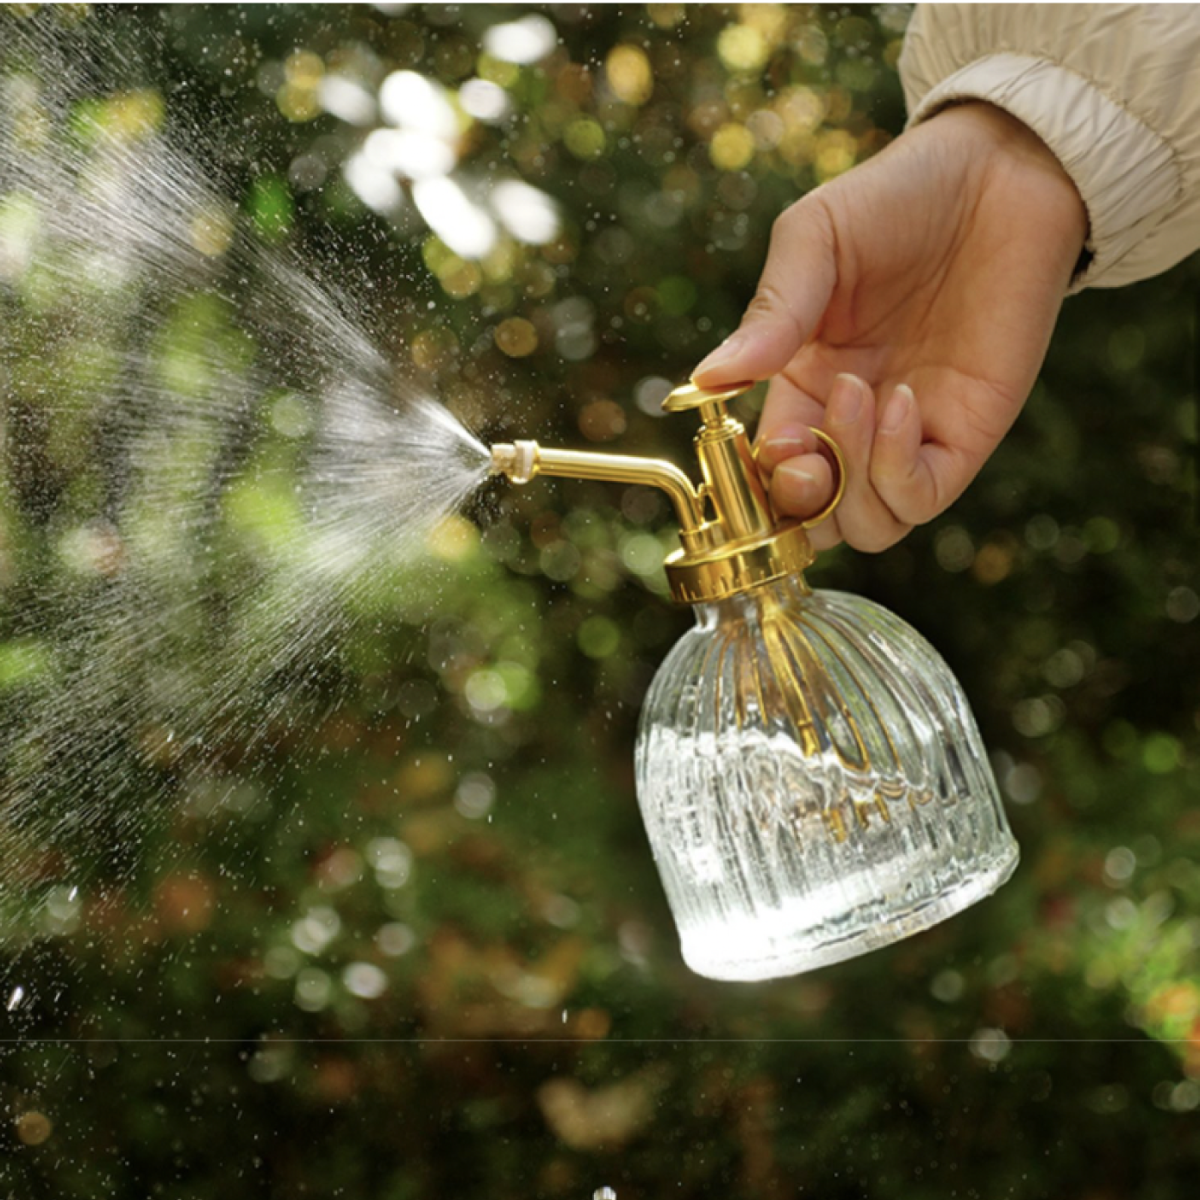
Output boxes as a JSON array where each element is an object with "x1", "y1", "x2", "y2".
[{"x1": 635, "y1": 577, "x2": 1018, "y2": 981}]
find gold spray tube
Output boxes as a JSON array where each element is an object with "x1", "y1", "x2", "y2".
[{"x1": 490, "y1": 439, "x2": 710, "y2": 553}]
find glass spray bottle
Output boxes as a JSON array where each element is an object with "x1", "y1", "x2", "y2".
[{"x1": 490, "y1": 380, "x2": 1018, "y2": 981}]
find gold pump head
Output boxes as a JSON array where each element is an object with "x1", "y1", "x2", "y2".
[{"x1": 489, "y1": 379, "x2": 845, "y2": 605}]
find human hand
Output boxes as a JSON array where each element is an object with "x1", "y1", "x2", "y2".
[{"x1": 692, "y1": 103, "x2": 1088, "y2": 551}]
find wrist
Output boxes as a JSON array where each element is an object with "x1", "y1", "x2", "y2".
[{"x1": 928, "y1": 101, "x2": 1089, "y2": 267}]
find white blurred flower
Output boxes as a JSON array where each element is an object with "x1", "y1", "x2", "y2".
[
  {"x1": 376, "y1": 922, "x2": 417, "y2": 957},
  {"x1": 366, "y1": 837, "x2": 413, "y2": 889},
  {"x1": 459, "y1": 78, "x2": 510, "y2": 122},
  {"x1": 492, "y1": 180, "x2": 560, "y2": 244},
  {"x1": 343, "y1": 961, "x2": 388, "y2": 999},
  {"x1": 320, "y1": 75, "x2": 378, "y2": 126},
  {"x1": 969, "y1": 1027, "x2": 1012, "y2": 1063},
  {"x1": 484, "y1": 15, "x2": 557, "y2": 64},
  {"x1": 291, "y1": 905, "x2": 342, "y2": 955},
  {"x1": 364, "y1": 127, "x2": 456, "y2": 180},
  {"x1": 343, "y1": 151, "x2": 404, "y2": 214},
  {"x1": 379, "y1": 69, "x2": 459, "y2": 137},
  {"x1": 413, "y1": 177, "x2": 497, "y2": 258},
  {"x1": 294, "y1": 967, "x2": 332, "y2": 1012}
]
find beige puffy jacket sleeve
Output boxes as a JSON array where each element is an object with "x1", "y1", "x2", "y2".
[{"x1": 899, "y1": 3, "x2": 1200, "y2": 291}]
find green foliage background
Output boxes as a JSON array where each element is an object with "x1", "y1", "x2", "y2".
[{"x1": 2, "y1": 4, "x2": 1199, "y2": 1196}]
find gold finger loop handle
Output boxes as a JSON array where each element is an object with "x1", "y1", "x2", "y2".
[{"x1": 801, "y1": 428, "x2": 847, "y2": 528}]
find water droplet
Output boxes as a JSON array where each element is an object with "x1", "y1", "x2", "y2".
[
  {"x1": 0, "y1": 19, "x2": 492, "y2": 941},
  {"x1": 7, "y1": 985, "x2": 26, "y2": 1012},
  {"x1": 593, "y1": 1188, "x2": 617, "y2": 1200}
]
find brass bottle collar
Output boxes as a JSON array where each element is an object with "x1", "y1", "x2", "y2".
[{"x1": 490, "y1": 379, "x2": 846, "y2": 606}]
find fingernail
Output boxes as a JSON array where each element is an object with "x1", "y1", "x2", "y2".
[
  {"x1": 758, "y1": 425, "x2": 812, "y2": 460},
  {"x1": 880, "y1": 384, "x2": 914, "y2": 434},
  {"x1": 777, "y1": 463, "x2": 816, "y2": 487},
  {"x1": 772, "y1": 460, "x2": 820, "y2": 504},
  {"x1": 829, "y1": 373, "x2": 864, "y2": 426},
  {"x1": 693, "y1": 332, "x2": 744, "y2": 379}
]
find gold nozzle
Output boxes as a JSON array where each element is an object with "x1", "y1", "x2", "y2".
[
  {"x1": 489, "y1": 439, "x2": 709, "y2": 553},
  {"x1": 489, "y1": 378, "x2": 845, "y2": 605}
]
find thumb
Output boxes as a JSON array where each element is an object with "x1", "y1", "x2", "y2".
[{"x1": 692, "y1": 199, "x2": 838, "y2": 385}]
